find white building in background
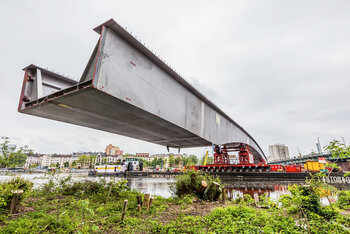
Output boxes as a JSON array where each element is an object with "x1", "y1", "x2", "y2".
[
  {"x1": 40, "y1": 154, "x2": 75, "y2": 167},
  {"x1": 26, "y1": 154, "x2": 80, "y2": 168},
  {"x1": 268, "y1": 144, "x2": 290, "y2": 162},
  {"x1": 134, "y1": 153, "x2": 151, "y2": 161},
  {"x1": 25, "y1": 154, "x2": 43, "y2": 167}
]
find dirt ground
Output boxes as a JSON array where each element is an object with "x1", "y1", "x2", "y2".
[
  {"x1": 340, "y1": 209, "x2": 350, "y2": 216},
  {"x1": 155, "y1": 200, "x2": 229, "y2": 224}
]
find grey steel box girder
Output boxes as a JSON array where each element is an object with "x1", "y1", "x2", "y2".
[{"x1": 18, "y1": 19, "x2": 266, "y2": 163}]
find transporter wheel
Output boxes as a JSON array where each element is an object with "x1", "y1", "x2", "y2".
[
  {"x1": 239, "y1": 168, "x2": 244, "y2": 172},
  {"x1": 233, "y1": 167, "x2": 238, "y2": 172},
  {"x1": 265, "y1": 167, "x2": 271, "y2": 172},
  {"x1": 215, "y1": 168, "x2": 219, "y2": 172},
  {"x1": 210, "y1": 168, "x2": 214, "y2": 172},
  {"x1": 258, "y1": 168, "x2": 263, "y2": 172},
  {"x1": 220, "y1": 168, "x2": 225, "y2": 172}
]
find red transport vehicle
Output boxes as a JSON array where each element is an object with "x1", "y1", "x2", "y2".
[
  {"x1": 284, "y1": 164, "x2": 302, "y2": 172},
  {"x1": 195, "y1": 144, "x2": 271, "y2": 172}
]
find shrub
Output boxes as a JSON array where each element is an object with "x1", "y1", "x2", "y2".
[
  {"x1": 61, "y1": 179, "x2": 129, "y2": 197},
  {"x1": 173, "y1": 170, "x2": 222, "y2": 200},
  {"x1": 337, "y1": 190, "x2": 350, "y2": 209},
  {"x1": 0, "y1": 176, "x2": 33, "y2": 211}
]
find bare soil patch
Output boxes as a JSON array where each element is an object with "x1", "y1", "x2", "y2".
[{"x1": 156, "y1": 201, "x2": 229, "y2": 224}]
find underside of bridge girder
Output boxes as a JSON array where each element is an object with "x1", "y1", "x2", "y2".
[{"x1": 18, "y1": 19, "x2": 267, "y2": 163}]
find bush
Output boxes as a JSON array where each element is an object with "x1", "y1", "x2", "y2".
[
  {"x1": 290, "y1": 185, "x2": 322, "y2": 214},
  {"x1": 337, "y1": 190, "x2": 350, "y2": 209},
  {"x1": 61, "y1": 179, "x2": 129, "y2": 197},
  {"x1": 0, "y1": 176, "x2": 33, "y2": 211},
  {"x1": 173, "y1": 170, "x2": 222, "y2": 201}
]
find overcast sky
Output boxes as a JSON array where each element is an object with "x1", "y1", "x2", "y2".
[{"x1": 0, "y1": 0, "x2": 349, "y2": 159}]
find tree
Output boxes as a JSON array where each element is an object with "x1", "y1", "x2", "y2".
[
  {"x1": 72, "y1": 161, "x2": 77, "y2": 167},
  {"x1": 102, "y1": 157, "x2": 108, "y2": 165},
  {"x1": 78, "y1": 154, "x2": 90, "y2": 167},
  {"x1": 0, "y1": 137, "x2": 30, "y2": 168},
  {"x1": 169, "y1": 155, "x2": 175, "y2": 167},
  {"x1": 150, "y1": 157, "x2": 165, "y2": 168},
  {"x1": 88, "y1": 155, "x2": 96, "y2": 168},
  {"x1": 182, "y1": 155, "x2": 198, "y2": 166},
  {"x1": 324, "y1": 139, "x2": 350, "y2": 173},
  {"x1": 56, "y1": 162, "x2": 60, "y2": 168},
  {"x1": 29, "y1": 163, "x2": 38, "y2": 169},
  {"x1": 122, "y1": 153, "x2": 131, "y2": 158},
  {"x1": 200, "y1": 154, "x2": 213, "y2": 165},
  {"x1": 174, "y1": 157, "x2": 181, "y2": 167},
  {"x1": 139, "y1": 159, "x2": 150, "y2": 168},
  {"x1": 324, "y1": 139, "x2": 350, "y2": 159},
  {"x1": 63, "y1": 161, "x2": 69, "y2": 168}
]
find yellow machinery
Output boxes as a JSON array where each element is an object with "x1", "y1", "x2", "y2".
[
  {"x1": 203, "y1": 150, "x2": 209, "y2": 166},
  {"x1": 304, "y1": 161, "x2": 326, "y2": 172}
]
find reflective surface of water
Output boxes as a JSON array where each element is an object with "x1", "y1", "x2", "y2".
[
  {"x1": 0, "y1": 173, "x2": 176, "y2": 198},
  {"x1": 0, "y1": 173, "x2": 343, "y2": 202}
]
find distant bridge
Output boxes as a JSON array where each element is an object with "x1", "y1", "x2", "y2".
[
  {"x1": 271, "y1": 153, "x2": 350, "y2": 165},
  {"x1": 18, "y1": 19, "x2": 266, "y2": 163}
]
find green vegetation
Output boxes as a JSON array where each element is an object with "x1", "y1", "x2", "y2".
[
  {"x1": 28, "y1": 163, "x2": 38, "y2": 170},
  {"x1": 0, "y1": 172, "x2": 349, "y2": 233},
  {"x1": 174, "y1": 170, "x2": 222, "y2": 201},
  {"x1": 141, "y1": 157, "x2": 166, "y2": 169},
  {"x1": 77, "y1": 154, "x2": 96, "y2": 168},
  {"x1": 168, "y1": 154, "x2": 175, "y2": 167},
  {"x1": 324, "y1": 139, "x2": 350, "y2": 159},
  {"x1": 0, "y1": 137, "x2": 30, "y2": 168},
  {"x1": 0, "y1": 170, "x2": 349, "y2": 233},
  {"x1": 182, "y1": 154, "x2": 198, "y2": 166},
  {"x1": 0, "y1": 176, "x2": 33, "y2": 211},
  {"x1": 0, "y1": 139, "x2": 350, "y2": 232},
  {"x1": 337, "y1": 190, "x2": 350, "y2": 209},
  {"x1": 324, "y1": 139, "x2": 350, "y2": 173},
  {"x1": 200, "y1": 155, "x2": 214, "y2": 165},
  {"x1": 63, "y1": 161, "x2": 69, "y2": 168}
]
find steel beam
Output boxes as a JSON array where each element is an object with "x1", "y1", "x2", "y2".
[{"x1": 18, "y1": 19, "x2": 267, "y2": 163}]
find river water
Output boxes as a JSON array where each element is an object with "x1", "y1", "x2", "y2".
[
  {"x1": 0, "y1": 173, "x2": 340, "y2": 204},
  {"x1": 0, "y1": 173, "x2": 176, "y2": 198}
]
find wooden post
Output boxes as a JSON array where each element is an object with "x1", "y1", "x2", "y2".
[
  {"x1": 143, "y1": 193, "x2": 150, "y2": 208},
  {"x1": 9, "y1": 190, "x2": 23, "y2": 214},
  {"x1": 121, "y1": 200, "x2": 128, "y2": 222},
  {"x1": 105, "y1": 185, "x2": 112, "y2": 204},
  {"x1": 221, "y1": 188, "x2": 226, "y2": 204},
  {"x1": 137, "y1": 195, "x2": 142, "y2": 205},
  {"x1": 149, "y1": 197, "x2": 154, "y2": 210},
  {"x1": 137, "y1": 204, "x2": 141, "y2": 213}
]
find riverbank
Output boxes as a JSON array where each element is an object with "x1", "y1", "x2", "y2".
[{"x1": 0, "y1": 173, "x2": 349, "y2": 233}]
